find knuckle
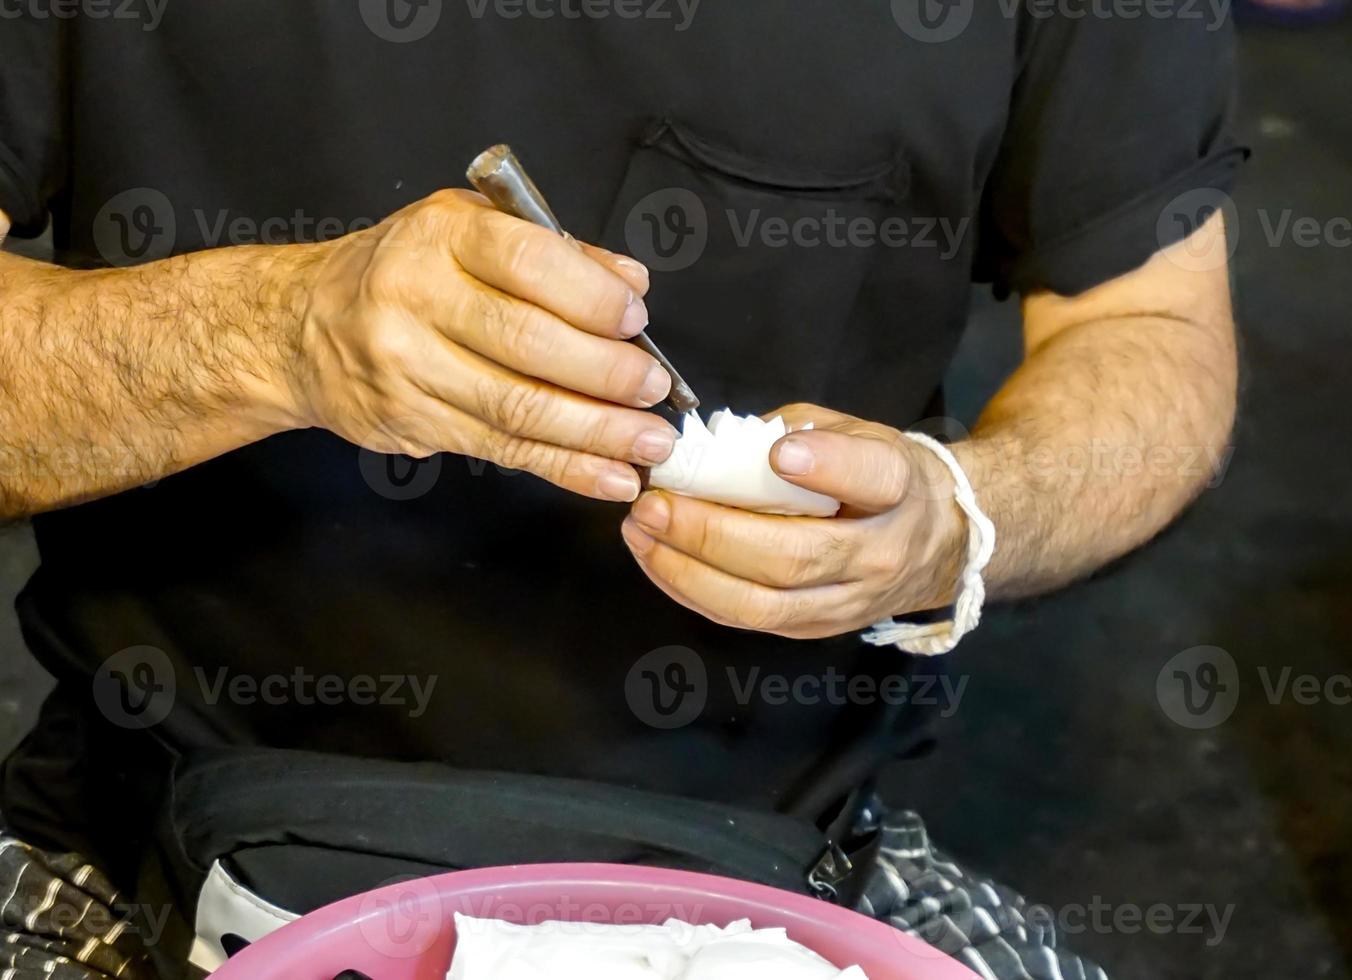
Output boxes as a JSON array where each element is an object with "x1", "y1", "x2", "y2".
[
  {"x1": 398, "y1": 194, "x2": 460, "y2": 250},
  {"x1": 493, "y1": 435, "x2": 540, "y2": 473},
  {"x1": 818, "y1": 529, "x2": 857, "y2": 578},
  {"x1": 739, "y1": 590, "x2": 791, "y2": 632},
  {"x1": 499, "y1": 307, "x2": 557, "y2": 369},
  {"x1": 420, "y1": 189, "x2": 473, "y2": 235},
  {"x1": 787, "y1": 592, "x2": 819, "y2": 624},
  {"x1": 739, "y1": 601, "x2": 776, "y2": 633},
  {"x1": 361, "y1": 256, "x2": 408, "y2": 305},
  {"x1": 575, "y1": 408, "x2": 620, "y2": 456},
  {"x1": 498, "y1": 223, "x2": 551, "y2": 284},
  {"x1": 582, "y1": 280, "x2": 628, "y2": 329},
  {"x1": 467, "y1": 290, "x2": 509, "y2": 341},
  {"x1": 602, "y1": 349, "x2": 652, "y2": 403},
  {"x1": 776, "y1": 403, "x2": 817, "y2": 428},
  {"x1": 424, "y1": 188, "x2": 467, "y2": 211},
  {"x1": 691, "y1": 511, "x2": 726, "y2": 560},
  {"x1": 366, "y1": 323, "x2": 415, "y2": 372},
  {"x1": 398, "y1": 440, "x2": 436, "y2": 461},
  {"x1": 883, "y1": 451, "x2": 912, "y2": 502},
  {"x1": 858, "y1": 543, "x2": 901, "y2": 581},
  {"x1": 480, "y1": 376, "x2": 550, "y2": 435},
  {"x1": 781, "y1": 534, "x2": 825, "y2": 585},
  {"x1": 471, "y1": 426, "x2": 508, "y2": 464},
  {"x1": 844, "y1": 593, "x2": 879, "y2": 626}
]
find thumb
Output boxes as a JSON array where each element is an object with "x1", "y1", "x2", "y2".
[{"x1": 770, "y1": 428, "x2": 913, "y2": 513}]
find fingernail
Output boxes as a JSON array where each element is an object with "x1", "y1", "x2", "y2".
[
  {"x1": 615, "y1": 257, "x2": 651, "y2": 290},
  {"x1": 775, "y1": 438, "x2": 815, "y2": 476},
  {"x1": 621, "y1": 517, "x2": 655, "y2": 556},
  {"x1": 633, "y1": 492, "x2": 671, "y2": 534},
  {"x1": 638, "y1": 362, "x2": 672, "y2": 407},
  {"x1": 633, "y1": 428, "x2": 676, "y2": 464},
  {"x1": 599, "y1": 471, "x2": 641, "y2": 502},
  {"x1": 619, "y1": 296, "x2": 649, "y2": 338}
]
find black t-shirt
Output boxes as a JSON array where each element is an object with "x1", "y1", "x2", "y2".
[{"x1": 0, "y1": 2, "x2": 1243, "y2": 868}]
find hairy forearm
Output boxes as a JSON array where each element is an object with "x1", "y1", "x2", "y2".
[
  {"x1": 953, "y1": 312, "x2": 1237, "y2": 599},
  {"x1": 0, "y1": 244, "x2": 316, "y2": 519}
]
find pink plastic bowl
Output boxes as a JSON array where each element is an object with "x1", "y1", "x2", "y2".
[{"x1": 210, "y1": 863, "x2": 978, "y2": 979}]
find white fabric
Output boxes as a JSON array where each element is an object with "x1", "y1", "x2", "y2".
[
  {"x1": 188, "y1": 859, "x2": 299, "y2": 973},
  {"x1": 447, "y1": 914, "x2": 868, "y2": 980},
  {"x1": 862, "y1": 433, "x2": 996, "y2": 656},
  {"x1": 649, "y1": 411, "x2": 840, "y2": 518}
]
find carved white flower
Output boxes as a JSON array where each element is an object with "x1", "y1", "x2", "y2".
[{"x1": 649, "y1": 411, "x2": 840, "y2": 518}]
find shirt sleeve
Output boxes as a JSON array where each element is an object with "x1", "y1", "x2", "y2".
[
  {"x1": 974, "y1": 9, "x2": 1249, "y2": 298},
  {"x1": 0, "y1": 13, "x2": 67, "y2": 238}
]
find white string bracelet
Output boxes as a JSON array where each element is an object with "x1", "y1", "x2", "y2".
[{"x1": 862, "y1": 432, "x2": 996, "y2": 656}]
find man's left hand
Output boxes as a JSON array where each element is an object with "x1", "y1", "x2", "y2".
[{"x1": 620, "y1": 404, "x2": 967, "y2": 639}]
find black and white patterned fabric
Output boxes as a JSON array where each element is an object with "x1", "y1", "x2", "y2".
[
  {"x1": 859, "y1": 812, "x2": 1110, "y2": 980},
  {"x1": 0, "y1": 836, "x2": 155, "y2": 980},
  {"x1": 0, "y1": 819, "x2": 1109, "y2": 980}
]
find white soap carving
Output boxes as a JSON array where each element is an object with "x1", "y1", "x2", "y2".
[{"x1": 648, "y1": 411, "x2": 840, "y2": 518}]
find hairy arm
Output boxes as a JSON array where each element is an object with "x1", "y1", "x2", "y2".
[
  {"x1": 0, "y1": 210, "x2": 311, "y2": 520},
  {"x1": 0, "y1": 192, "x2": 676, "y2": 522},
  {"x1": 621, "y1": 215, "x2": 1239, "y2": 639},
  {"x1": 954, "y1": 211, "x2": 1238, "y2": 598}
]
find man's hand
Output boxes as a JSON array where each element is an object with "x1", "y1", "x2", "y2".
[
  {"x1": 290, "y1": 189, "x2": 676, "y2": 502},
  {"x1": 0, "y1": 191, "x2": 679, "y2": 519},
  {"x1": 621, "y1": 211, "x2": 1237, "y2": 627},
  {"x1": 620, "y1": 404, "x2": 967, "y2": 639}
]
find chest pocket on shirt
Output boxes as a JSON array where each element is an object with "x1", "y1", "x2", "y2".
[{"x1": 599, "y1": 119, "x2": 909, "y2": 413}]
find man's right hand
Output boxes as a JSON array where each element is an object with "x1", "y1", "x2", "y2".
[{"x1": 286, "y1": 189, "x2": 677, "y2": 502}]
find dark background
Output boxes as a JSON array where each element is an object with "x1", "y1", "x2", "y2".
[{"x1": 3, "y1": 16, "x2": 1350, "y2": 980}]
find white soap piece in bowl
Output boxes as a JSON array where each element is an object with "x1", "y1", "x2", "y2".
[
  {"x1": 681, "y1": 927, "x2": 870, "y2": 979},
  {"x1": 648, "y1": 411, "x2": 840, "y2": 518},
  {"x1": 446, "y1": 914, "x2": 869, "y2": 980}
]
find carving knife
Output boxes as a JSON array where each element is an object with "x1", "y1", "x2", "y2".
[{"x1": 467, "y1": 144, "x2": 700, "y2": 415}]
